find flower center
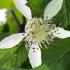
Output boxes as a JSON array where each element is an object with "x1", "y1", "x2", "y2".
[{"x1": 25, "y1": 18, "x2": 56, "y2": 44}]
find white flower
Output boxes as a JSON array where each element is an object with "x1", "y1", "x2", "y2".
[
  {"x1": 0, "y1": 0, "x2": 66, "y2": 68},
  {"x1": 0, "y1": 8, "x2": 7, "y2": 25}
]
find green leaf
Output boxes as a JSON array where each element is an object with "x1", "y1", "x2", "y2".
[
  {"x1": 28, "y1": 0, "x2": 50, "y2": 17},
  {"x1": 0, "y1": 67, "x2": 24, "y2": 70},
  {"x1": 62, "y1": 51, "x2": 70, "y2": 70},
  {"x1": 0, "y1": 33, "x2": 27, "y2": 68},
  {"x1": 49, "y1": 60, "x2": 64, "y2": 70},
  {"x1": 0, "y1": 65, "x2": 49, "y2": 70},
  {"x1": 32, "y1": 65, "x2": 49, "y2": 70},
  {"x1": 42, "y1": 38, "x2": 70, "y2": 70}
]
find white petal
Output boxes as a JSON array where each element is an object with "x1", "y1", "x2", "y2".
[
  {"x1": 0, "y1": 33, "x2": 26, "y2": 49},
  {"x1": 53, "y1": 27, "x2": 70, "y2": 38},
  {"x1": 0, "y1": 9, "x2": 7, "y2": 25},
  {"x1": 28, "y1": 43, "x2": 42, "y2": 68},
  {"x1": 44, "y1": 0, "x2": 63, "y2": 20},
  {"x1": 21, "y1": 0, "x2": 27, "y2": 4},
  {"x1": 14, "y1": 0, "x2": 32, "y2": 20}
]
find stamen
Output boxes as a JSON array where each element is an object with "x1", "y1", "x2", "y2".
[
  {"x1": 25, "y1": 18, "x2": 56, "y2": 47},
  {"x1": 33, "y1": 47, "x2": 35, "y2": 49}
]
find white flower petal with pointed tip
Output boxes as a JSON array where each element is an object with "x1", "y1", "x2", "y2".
[
  {"x1": 44, "y1": 0, "x2": 63, "y2": 20},
  {"x1": 14, "y1": 0, "x2": 32, "y2": 20},
  {"x1": 52, "y1": 27, "x2": 70, "y2": 39},
  {"x1": 0, "y1": 9, "x2": 7, "y2": 25},
  {"x1": 0, "y1": 33, "x2": 26, "y2": 49},
  {"x1": 28, "y1": 43, "x2": 42, "y2": 68}
]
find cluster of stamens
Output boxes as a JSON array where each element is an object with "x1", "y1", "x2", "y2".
[{"x1": 25, "y1": 18, "x2": 56, "y2": 46}]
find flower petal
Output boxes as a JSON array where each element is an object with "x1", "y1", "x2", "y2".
[
  {"x1": 0, "y1": 33, "x2": 26, "y2": 49},
  {"x1": 53, "y1": 27, "x2": 70, "y2": 38},
  {"x1": 28, "y1": 43, "x2": 42, "y2": 68},
  {"x1": 0, "y1": 8, "x2": 7, "y2": 25},
  {"x1": 44, "y1": 0, "x2": 63, "y2": 20},
  {"x1": 14, "y1": 0, "x2": 32, "y2": 20}
]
